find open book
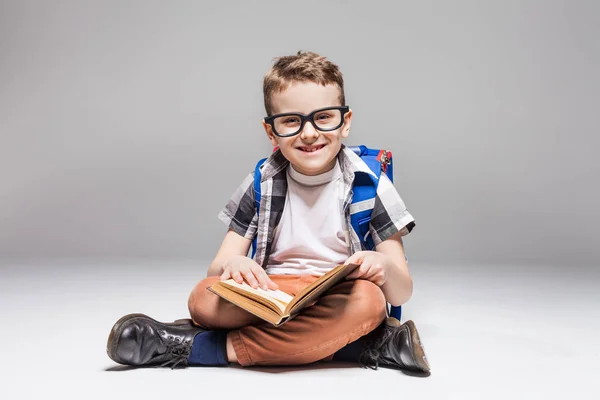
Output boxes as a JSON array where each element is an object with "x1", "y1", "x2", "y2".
[{"x1": 207, "y1": 263, "x2": 359, "y2": 326}]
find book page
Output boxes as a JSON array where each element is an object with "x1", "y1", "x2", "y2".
[
  {"x1": 220, "y1": 279, "x2": 294, "y2": 305},
  {"x1": 207, "y1": 284, "x2": 285, "y2": 326},
  {"x1": 285, "y1": 263, "x2": 359, "y2": 314}
]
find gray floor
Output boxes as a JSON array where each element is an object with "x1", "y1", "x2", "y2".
[{"x1": 1, "y1": 260, "x2": 598, "y2": 400}]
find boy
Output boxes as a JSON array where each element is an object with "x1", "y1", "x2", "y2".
[{"x1": 106, "y1": 51, "x2": 430, "y2": 373}]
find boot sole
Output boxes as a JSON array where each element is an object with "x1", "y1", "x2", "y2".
[
  {"x1": 403, "y1": 319, "x2": 430, "y2": 372},
  {"x1": 106, "y1": 313, "x2": 194, "y2": 365}
]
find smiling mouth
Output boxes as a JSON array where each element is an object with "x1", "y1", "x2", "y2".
[{"x1": 298, "y1": 144, "x2": 326, "y2": 153}]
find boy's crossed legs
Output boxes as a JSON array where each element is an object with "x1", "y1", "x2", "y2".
[
  {"x1": 107, "y1": 275, "x2": 430, "y2": 372},
  {"x1": 190, "y1": 275, "x2": 386, "y2": 365}
]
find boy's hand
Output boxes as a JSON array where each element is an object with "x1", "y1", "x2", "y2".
[
  {"x1": 220, "y1": 255, "x2": 279, "y2": 291},
  {"x1": 344, "y1": 251, "x2": 389, "y2": 286}
]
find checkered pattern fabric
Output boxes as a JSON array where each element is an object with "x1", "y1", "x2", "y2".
[{"x1": 218, "y1": 145, "x2": 415, "y2": 268}]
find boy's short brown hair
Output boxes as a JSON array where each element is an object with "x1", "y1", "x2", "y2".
[{"x1": 263, "y1": 51, "x2": 345, "y2": 116}]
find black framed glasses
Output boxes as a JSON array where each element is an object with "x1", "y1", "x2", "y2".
[{"x1": 264, "y1": 106, "x2": 350, "y2": 137}]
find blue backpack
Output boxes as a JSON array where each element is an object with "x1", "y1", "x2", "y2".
[{"x1": 251, "y1": 145, "x2": 402, "y2": 320}]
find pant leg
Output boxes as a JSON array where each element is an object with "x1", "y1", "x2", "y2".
[
  {"x1": 187, "y1": 275, "x2": 309, "y2": 330},
  {"x1": 229, "y1": 276, "x2": 387, "y2": 366}
]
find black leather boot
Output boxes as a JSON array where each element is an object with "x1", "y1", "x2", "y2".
[
  {"x1": 359, "y1": 317, "x2": 430, "y2": 373},
  {"x1": 107, "y1": 313, "x2": 205, "y2": 369}
]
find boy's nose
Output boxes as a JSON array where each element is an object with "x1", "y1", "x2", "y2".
[{"x1": 299, "y1": 121, "x2": 319, "y2": 139}]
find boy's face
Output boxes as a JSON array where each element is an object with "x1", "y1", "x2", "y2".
[{"x1": 262, "y1": 81, "x2": 352, "y2": 176}]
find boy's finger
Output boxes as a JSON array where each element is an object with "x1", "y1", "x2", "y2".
[
  {"x1": 345, "y1": 271, "x2": 357, "y2": 280},
  {"x1": 249, "y1": 264, "x2": 278, "y2": 290},
  {"x1": 362, "y1": 264, "x2": 377, "y2": 281},
  {"x1": 220, "y1": 270, "x2": 231, "y2": 281},
  {"x1": 241, "y1": 270, "x2": 259, "y2": 289},
  {"x1": 348, "y1": 262, "x2": 371, "y2": 279},
  {"x1": 266, "y1": 277, "x2": 279, "y2": 290},
  {"x1": 346, "y1": 267, "x2": 364, "y2": 279},
  {"x1": 344, "y1": 252, "x2": 365, "y2": 266},
  {"x1": 253, "y1": 271, "x2": 270, "y2": 291},
  {"x1": 231, "y1": 271, "x2": 244, "y2": 284},
  {"x1": 254, "y1": 271, "x2": 278, "y2": 290},
  {"x1": 363, "y1": 265, "x2": 384, "y2": 286}
]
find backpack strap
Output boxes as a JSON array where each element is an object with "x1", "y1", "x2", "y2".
[
  {"x1": 251, "y1": 158, "x2": 267, "y2": 259},
  {"x1": 348, "y1": 146, "x2": 393, "y2": 251},
  {"x1": 350, "y1": 170, "x2": 380, "y2": 250}
]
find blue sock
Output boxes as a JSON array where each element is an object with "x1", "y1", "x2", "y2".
[
  {"x1": 332, "y1": 338, "x2": 364, "y2": 362},
  {"x1": 187, "y1": 330, "x2": 229, "y2": 366}
]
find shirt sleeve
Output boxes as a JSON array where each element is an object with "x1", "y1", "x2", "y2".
[
  {"x1": 217, "y1": 171, "x2": 259, "y2": 240},
  {"x1": 369, "y1": 173, "x2": 416, "y2": 246}
]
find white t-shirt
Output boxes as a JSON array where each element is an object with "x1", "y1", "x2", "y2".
[{"x1": 264, "y1": 160, "x2": 349, "y2": 276}]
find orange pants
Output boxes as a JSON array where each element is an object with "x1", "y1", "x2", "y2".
[{"x1": 188, "y1": 275, "x2": 387, "y2": 366}]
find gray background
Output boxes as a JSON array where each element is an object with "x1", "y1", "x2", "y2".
[
  {"x1": 1, "y1": 2, "x2": 599, "y2": 398},
  {"x1": 1, "y1": 0, "x2": 599, "y2": 266}
]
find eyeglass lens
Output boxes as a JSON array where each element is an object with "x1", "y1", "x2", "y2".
[{"x1": 273, "y1": 108, "x2": 343, "y2": 136}]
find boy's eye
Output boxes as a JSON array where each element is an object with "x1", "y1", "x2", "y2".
[
  {"x1": 315, "y1": 113, "x2": 332, "y2": 121},
  {"x1": 283, "y1": 117, "x2": 301, "y2": 124}
]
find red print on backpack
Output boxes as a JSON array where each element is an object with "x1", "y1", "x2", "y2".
[{"x1": 377, "y1": 150, "x2": 392, "y2": 173}]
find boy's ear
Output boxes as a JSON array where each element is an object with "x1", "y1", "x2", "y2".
[
  {"x1": 262, "y1": 119, "x2": 279, "y2": 147},
  {"x1": 341, "y1": 108, "x2": 353, "y2": 139}
]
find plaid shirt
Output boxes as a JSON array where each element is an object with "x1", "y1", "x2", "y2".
[{"x1": 218, "y1": 145, "x2": 415, "y2": 269}]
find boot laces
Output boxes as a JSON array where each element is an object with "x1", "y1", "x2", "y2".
[
  {"x1": 157, "y1": 331, "x2": 192, "y2": 369},
  {"x1": 358, "y1": 324, "x2": 395, "y2": 370}
]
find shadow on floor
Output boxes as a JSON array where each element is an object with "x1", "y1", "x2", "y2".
[{"x1": 104, "y1": 361, "x2": 430, "y2": 377}]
